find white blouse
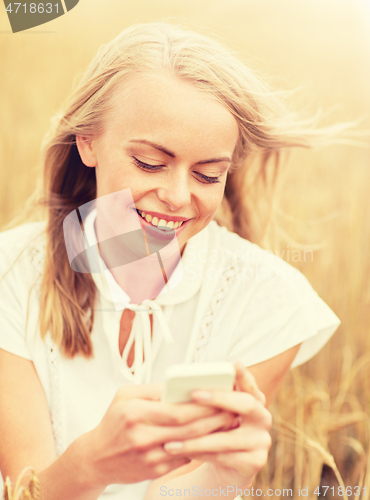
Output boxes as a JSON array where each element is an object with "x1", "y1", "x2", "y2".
[{"x1": 0, "y1": 217, "x2": 341, "y2": 499}]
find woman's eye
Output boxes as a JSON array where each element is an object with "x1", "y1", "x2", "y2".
[
  {"x1": 197, "y1": 173, "x2": 221, "y2": 184},
  {"x1": 133, "y1": 157, "x2": 220, "y2": 184},
  {"x1": 133, "y1": 157, "x2": 163, "y2": 171}
]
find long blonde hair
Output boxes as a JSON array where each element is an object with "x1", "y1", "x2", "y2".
[{"x1": 7, "y1": 21, "x2": 359, "y2": 358}]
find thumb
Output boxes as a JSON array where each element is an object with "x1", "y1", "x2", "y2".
[
  {"x1": 115, "y1": 383, "x2": 164, "y2": 402},
  {"x1": 234, "y1": 361, "x2": 266, "y2": 406}
]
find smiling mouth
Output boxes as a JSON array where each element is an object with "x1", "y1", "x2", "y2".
[{"x1": 135, "y1": 209, "x2": 187, "y2": 230}]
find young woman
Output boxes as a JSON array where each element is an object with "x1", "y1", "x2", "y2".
[{"x1": 0, "y1": 22, "x2": 342, "y2": 500}]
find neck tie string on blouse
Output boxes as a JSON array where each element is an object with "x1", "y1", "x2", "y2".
[
  {"x1": 92, "y1": 262, "x2": 175, "y2": 384},
  {"x1": 120, "y1": 300, "x2": 174, "y2": 384}
]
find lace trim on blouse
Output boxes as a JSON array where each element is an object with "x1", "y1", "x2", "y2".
[
  {"x1": 45, "y1": 333, "x2": 64, "y2": 457},
  {"x1": 27, "y1": 237, "x2": 64, "y2": 456},
  {"x1": 192, "y1": 256, "x2": 239, "y2": 362}
]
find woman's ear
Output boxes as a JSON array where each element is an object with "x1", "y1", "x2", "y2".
[{"x1": 76, "y1": 135, "x2": 98, "y2": 167}]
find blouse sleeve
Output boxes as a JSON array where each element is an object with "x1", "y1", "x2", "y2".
[
  {"x1": 225, "y1": 259, "x2": 340, "y2": 369},
  {"x1": 0, "y1": 230, "x2": 36, "y2": 361}
]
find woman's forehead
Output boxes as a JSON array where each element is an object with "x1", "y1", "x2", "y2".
[{"x1": 103, "y1": 72, "x2": 239, "y2": 155}]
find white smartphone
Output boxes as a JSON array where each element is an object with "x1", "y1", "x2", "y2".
[{"x1": 162, "y1": 361, "x2": 236, "y2": 404}]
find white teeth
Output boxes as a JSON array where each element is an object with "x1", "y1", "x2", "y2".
[{"x1": 136, "y1": 209, "x2": 185, "y2": 229}]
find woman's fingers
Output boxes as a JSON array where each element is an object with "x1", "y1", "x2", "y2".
[
  {"x1": 119, "y1": 398, "x2": 222, "y2": 427},
  {"x1": 179, "y1": 449, "x2": 270, "y2": 480},
  {"x1": 141, "y1": 445, "x2": 191, "y2": 468},
  {"x1": 130, "y1": 410, "x2": 236, "y2": 449},
  {"x1": 163, "y1": 424, "x2": 272, "y2": 455},
  {"x1": 160, "y1": 410, "x2": 236, "y2": 442},
  {"x1": 190, "y1": 388, "x2": 270, "y2": 423}
]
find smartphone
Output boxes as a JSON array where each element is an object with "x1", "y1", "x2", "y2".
[{"x1": 162, "y1": 361, "x2": 236, "y2": 404}]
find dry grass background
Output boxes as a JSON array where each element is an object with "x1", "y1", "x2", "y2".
[{"x1": 0, "y1": 0, "x2": 370, "y2": 498}]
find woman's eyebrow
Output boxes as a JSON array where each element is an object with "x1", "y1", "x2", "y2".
[{"x1": 128, "y1": 139, "x2": 232, "y2": 164}]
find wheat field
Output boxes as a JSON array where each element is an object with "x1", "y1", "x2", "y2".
[{"x1": 1, "y1": 0, "x2": 370, "y2": 498}]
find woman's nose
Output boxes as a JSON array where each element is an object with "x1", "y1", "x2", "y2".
[{"x1": 156, "y1": 170, "x2": 191, "y2": 212}]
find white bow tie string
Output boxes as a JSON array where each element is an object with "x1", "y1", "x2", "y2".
[
  {"x1": 119, "y1": 300, "x2": 174, "y2": 384},
  {"x1": 83, "y1": 233, "x2": 176, "y2": 383}
]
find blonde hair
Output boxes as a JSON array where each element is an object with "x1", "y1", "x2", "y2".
[{"x1": 6, "y1": 21, "x2": 360, "y2": 358}]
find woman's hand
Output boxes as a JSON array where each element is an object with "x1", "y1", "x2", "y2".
[
  {"x1": 163, "y1": 362, "x2": 273, "y2": 487},
  {"x1": 75, "y1": 383, "x2": 236, "y2": 489}
]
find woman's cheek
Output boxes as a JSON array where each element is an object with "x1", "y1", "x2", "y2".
[{"x1": 204, "y1": 189, "x2": 225, "y2": 216}]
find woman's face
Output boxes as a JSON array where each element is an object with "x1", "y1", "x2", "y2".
[{"x1": 76, "y1": 72, "x2": 239, "y2": 254}]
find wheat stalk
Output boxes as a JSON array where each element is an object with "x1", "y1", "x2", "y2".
[{"x1": 3, "y1": 467, "x2": 40, "y2": 500}]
